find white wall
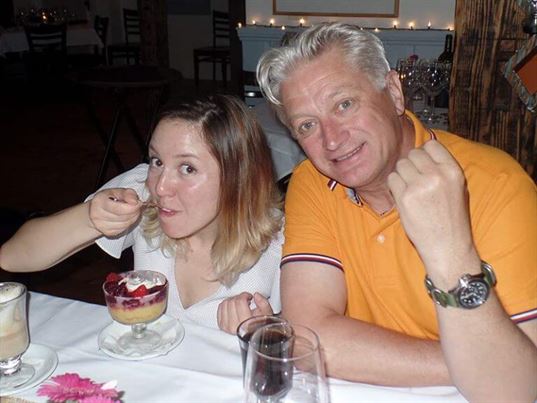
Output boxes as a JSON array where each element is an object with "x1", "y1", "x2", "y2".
[
  {"x1": 246, "y1": 0, "x2": 455, "y2": 31},
  {"x1": 167, "y1": 0, "x2": 227, "y2": 79}
]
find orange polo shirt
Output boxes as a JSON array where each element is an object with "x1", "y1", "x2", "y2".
[{"x1": 282, "y1": 111, "x2": 537, "y2": 340}]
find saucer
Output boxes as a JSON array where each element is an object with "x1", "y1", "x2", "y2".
[
  {"x1": 98, "y1": 314, "x2": 184, "y2": 361},
  {"x1": 0, "y1": 344, "x2": 59, "y2": 397}
]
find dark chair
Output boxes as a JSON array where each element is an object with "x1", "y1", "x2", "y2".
[
  {"x1": 23, "y1": 23, "x2": 67, "y2": 83},
  {"x1": 193, "y1": 11, "x2": 230, "y2": 88},
  {"x1": 107, "y1": 9, "x2": 140, "y2": 65}
]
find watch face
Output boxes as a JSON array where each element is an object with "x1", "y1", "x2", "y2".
[{"x1": 458, "y1": 279, "x2": 490, "y2": 309}]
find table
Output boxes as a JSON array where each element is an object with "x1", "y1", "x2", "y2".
[
  {"x1": 10, "y1": 292, "x2": 468, "y2": 402},
  {"x1": 253, "y1": 101, "x2": 306, "y2": 181},
  {"x1": 0, "y1": 25, "x2": 102, "y2": 56},
  {"x1": 72, "y1": 65, "x2": 182, "y2": 188}
]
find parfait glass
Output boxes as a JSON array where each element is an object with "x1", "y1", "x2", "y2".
[
  {"x1": 244, "y1": 323, "x2": 328, "y2": 403},
  {"x1": 0, "y1": 282, "x2": 35, "y2": 389},
  {"x1": 103, "y1": 270, "x2": 169, "y2": 350}
]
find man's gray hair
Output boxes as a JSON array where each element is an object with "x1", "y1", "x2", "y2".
[{"x1": 257, "y1": 22, "x2": 391, "y2": 112}]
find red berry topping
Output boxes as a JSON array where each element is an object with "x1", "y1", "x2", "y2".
[
  {"x1": 106, "y1": 272, "x2": 121, "y2": 283},
  {"x1": 129, "y1": 285, "x2": 148, "y2": 297}
]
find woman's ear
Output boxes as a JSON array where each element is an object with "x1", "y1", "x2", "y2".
[{"x1": 385, "y1": 70, "x2": 406, "y2": 116}]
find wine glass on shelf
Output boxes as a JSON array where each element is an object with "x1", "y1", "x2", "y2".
[
  {"x1": 421, "y1": 60, "x2": 451, "y2": 123},
  {"x1": 0, "y1": 282, "x2": 35, "y2": 389},
  {"x1": 397, "y1": 58, "x2": 425, "y2": 112},
  {"x1": 244, "y1": 322, "x2": 328, "y2": 403},
  {"x1": 103, "y1": 270, "x2": 169, "y2": 350}
]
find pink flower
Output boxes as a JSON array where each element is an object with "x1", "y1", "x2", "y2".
[{"x1": 38, "y1": 373, "x2": 121, "y2": 403}]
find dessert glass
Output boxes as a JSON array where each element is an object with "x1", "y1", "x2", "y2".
[
  {"x1": 103, "y1": 270, "x2": 169, "y2": 349},
  {"x1": 0, "y1": 282, "x2": 35, "y2": 389}
]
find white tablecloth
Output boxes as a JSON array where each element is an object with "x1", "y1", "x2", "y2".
[
  {"x1": 0, "y1": 25, "x2": 102, "y2": 56},
  {"x1": 10, "y1": 293, "x2": 467, "y2": 402},
  {"x1": 253, "y1": 102, "x2": 306, "y2": 181}
]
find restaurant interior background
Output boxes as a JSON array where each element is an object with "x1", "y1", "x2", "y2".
[{"x1": 0, "y1": 0, "x2": 535, "y2": 303}]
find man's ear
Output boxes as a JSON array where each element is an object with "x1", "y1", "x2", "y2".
[{"x1": 385, "y1": 70, "x2": 406, "y2": 116}]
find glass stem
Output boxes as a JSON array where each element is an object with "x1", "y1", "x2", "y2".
[{"x1": 131, "y1": 323, "x2": 147, "y2": 339}]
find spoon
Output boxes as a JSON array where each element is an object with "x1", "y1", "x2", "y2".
[{"x1": 108, "y1": 196, "x2": 158, "y2": 208}]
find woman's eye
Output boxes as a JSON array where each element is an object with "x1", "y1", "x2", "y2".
[
  {"x1": 179, "y1": 164, "x2": 196, "y2": 175},
  {"x1": 149, "y1": 157, "x2": 162, "y2": 168}
]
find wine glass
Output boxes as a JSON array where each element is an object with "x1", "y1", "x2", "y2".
[
  {"x1": 0, "y1": 282, "x2": 35, "y2": 389},
  {"x1": 244, "y1": 323, "x2": 328, "y2": 403},
  {"x1": 103, "y1": 270, "x2": 169, "y2": 350},
  {"x1": 396, "y1": 58, "x2": 425, "y2": 111},
  {"x1": 421, "y1": 60, "x2": 451, "y2": 123}
]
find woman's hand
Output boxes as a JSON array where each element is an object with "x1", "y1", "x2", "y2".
[
  {"x1": 88, "y1": 188, "x2": 143, "y2": 237},
  {"x1": 217, "y1": 292, "x2": 273, "y2": 334}
]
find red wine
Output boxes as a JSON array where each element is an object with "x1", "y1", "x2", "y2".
[{"x1": 250, "y1": 329, "x2": 294, "y2": 398}]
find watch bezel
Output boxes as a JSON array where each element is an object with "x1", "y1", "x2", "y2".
[{"x1": 454, "y1": 276, "x2": 491, "y2": 309}]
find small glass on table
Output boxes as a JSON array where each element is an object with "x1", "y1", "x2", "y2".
[
  {"x1": 0, "y1": 282, "x2": 34, "y2": 389},
  {"x1": 103, "y1": 270, "x2": 169, "y2": 350},
  {"x1": 244, "y1": 322, "x2": 328, "y2": 403}
]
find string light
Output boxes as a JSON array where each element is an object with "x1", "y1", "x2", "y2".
[
  {"x1": 427, "y1": 21, "x2": 431, "y2": 29},
  {"x1": 408, "y1": 21, "x2": 415, "y2": 30},
  {"x1": 237, "y1": 22, "x2": 242, "y2": 28},
  {"x1": 269, "y1": 18, "x2": 275, "y2": 27},
  {"x1": 281, "y1": 25, "x2": 286, "y2": 30},
  {"x1": 299, "y1": 18, "x2": 305, "y2": 27},
  {"x1": 393, "y1": 20, "x2": 398, "y2": 29},
  {"x1": 252, "y1": 19, "x2": 256, "y2": 25}
]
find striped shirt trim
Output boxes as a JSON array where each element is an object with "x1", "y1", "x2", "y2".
[
  {"x1": 511, "y1": 308, "x2": 537, "y2": 324},
  {"x1": 281, "y1": 253, "x2": 343, "y2": 272}
]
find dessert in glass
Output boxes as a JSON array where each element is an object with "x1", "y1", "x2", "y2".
[
  {"x1": 0, "y1": 282, "x2": 35, "y2": 389},
  {"x1": 103, "y1": 270, "x2": 169, "y2": 349}
]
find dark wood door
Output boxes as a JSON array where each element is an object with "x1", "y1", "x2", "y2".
[{"x1": 450, "y1": 0, "x2": 536, "y2": 180}]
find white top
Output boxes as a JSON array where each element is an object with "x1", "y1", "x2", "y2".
[{"x1": 89, "y1": 164, "x2": 283, "y2": 329}]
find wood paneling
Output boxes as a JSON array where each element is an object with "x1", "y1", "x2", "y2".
[{"x1": 450, "y1": 0, "x2": 536, "y2": 180}]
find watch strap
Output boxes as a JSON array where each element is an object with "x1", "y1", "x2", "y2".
[{"x1": 424, "y1": 260, "x2": 496, "y2": 308}]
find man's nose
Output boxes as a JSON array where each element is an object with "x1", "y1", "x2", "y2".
[{"x1": 321, "y1": 118, "x2": 348, "y2": 151}]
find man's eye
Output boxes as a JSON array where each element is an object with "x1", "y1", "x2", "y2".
[
  {"x1": 179, "y1": 164, "x2": 196, "y2": 175},
  {"x1": 297, "y1": 121, "x2": 316, "y2": 136},
  {"x1": 337, "y1": 100, "x2": 352, "y2": 111}
]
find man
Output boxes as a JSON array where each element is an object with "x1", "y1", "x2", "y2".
[{"x1": 257, "y1": 23, "x2": 537, "y2": 401}]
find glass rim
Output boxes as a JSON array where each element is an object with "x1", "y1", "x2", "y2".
[
  {"x1": 102, "y1": 270, "x2": 168, "y2": 297},
  {"x1": 0, "y1": 282, "x2": 27, "y2": 304},
  {"x1": 236, "y1": 314, "x2": 287, "y2": 338},
  {"x1": 248, "y1": 322, "x2": 321, "y2": 362}
]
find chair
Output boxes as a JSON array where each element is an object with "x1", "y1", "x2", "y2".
[
  {"x1": 23, "y1": 23, "x2": 67, "y2": 83},
  {"x1": 107, "y1": 9, "x2": 140, "y2": 65},
  {"x1": 193, "y1": 11, "x2": 230, "y2": 88}
]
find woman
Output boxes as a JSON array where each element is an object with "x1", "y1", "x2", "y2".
[{"x1": 0, "y1": 95, "x2": 283, "y2": 334}]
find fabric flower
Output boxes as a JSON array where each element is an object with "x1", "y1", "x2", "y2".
[{"x1": 38, "y1": 373, "x2": 122, "y2": 403}]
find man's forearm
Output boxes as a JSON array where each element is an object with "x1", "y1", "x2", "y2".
[
  {"x1": 437, "y1": 293, "x2": 537, "y2": 402},
  {"x1": 295, "y1": 312, "x2": 452, "y2": 386}
]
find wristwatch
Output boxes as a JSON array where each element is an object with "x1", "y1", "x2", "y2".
[{"x1": 424, "y1": 260, "x2": 497, "y2": 309}]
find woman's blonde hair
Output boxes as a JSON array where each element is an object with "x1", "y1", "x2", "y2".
[{"x1": 142, "y1": 94, "x2": 282, "y2": 286}]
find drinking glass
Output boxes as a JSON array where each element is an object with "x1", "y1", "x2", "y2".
[
  {"x1": 422, "y1": 61, "x2": 451, "y2": 123},
  {"x1": 103, "y1": 270, "x2": 169, "y2": 350},
  {"x1": 237, "y1": 315, "x2": 289, "y2": 379},
  {"x1": 244, "y1": 323, "x2": 328, "y2": 403},
  {"x1": 0, "y1": 282, "x2": 35, "y2": 389}
]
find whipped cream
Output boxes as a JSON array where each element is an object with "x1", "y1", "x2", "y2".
[
  {"x1": 119, "y1": 272, "x2": 165, "y2": 292},
  {"x1": 0, "y1": 283, "x2": 24, "y2": 304}
]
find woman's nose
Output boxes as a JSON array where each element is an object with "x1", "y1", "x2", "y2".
[{"x1": 155, "y1": 170, "x2": 174, "y2": 197}]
